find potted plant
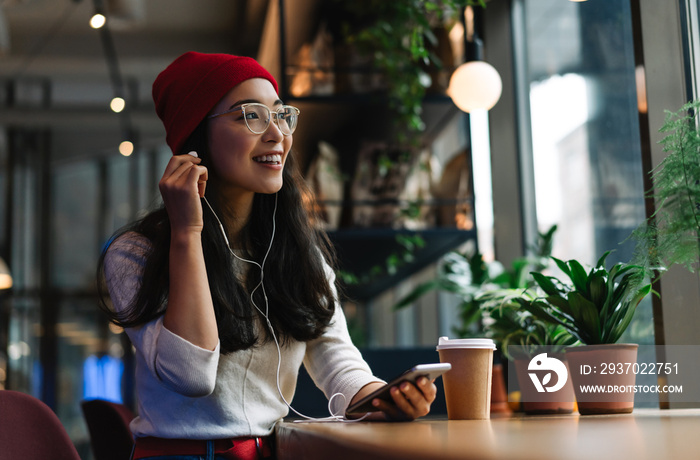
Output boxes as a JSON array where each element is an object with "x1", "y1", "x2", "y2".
[
  {"x1": 394, "y1": 225, "x2": 558, "y2": 336},
  {"x1": 513, "y1": 252, "x2": 652, "y2": 414},
  {"x1": 394, "y1": 226, "x2": 558, "y2": 413},
  {"x1": 479, "y1": 289, "x2": 578, "y2": 414},
  {"x1": 632, "y1": 99, "x2": 700, "y2": 275}
]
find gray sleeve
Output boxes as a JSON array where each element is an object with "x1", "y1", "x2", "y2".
[{"x1": 104, "y1": 233, "x2": 220, "y2": 396}]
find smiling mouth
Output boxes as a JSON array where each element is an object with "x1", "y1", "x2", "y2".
[{"x1": 253, "y1": 154, "x2": 282, "y2": 165}]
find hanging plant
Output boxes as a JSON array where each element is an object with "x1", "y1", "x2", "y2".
[
  {"x1": 328, "y1": 0, "x2": 485, "y2": 146},
  {"x1": 632, "y1": 100, "x2": 700, "y2": 274}
]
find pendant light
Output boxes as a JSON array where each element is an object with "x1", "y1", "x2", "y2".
[{"x1": 447, "y1": 7, "x2": 502, "y2": 113}]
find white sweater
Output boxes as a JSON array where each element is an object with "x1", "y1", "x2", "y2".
[{"x1": 104, "y1": 233, "x2": 382, "y2": 439}]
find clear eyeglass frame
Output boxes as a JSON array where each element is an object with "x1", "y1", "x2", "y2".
[{"x1": 207, "y1": 102, "x2": 300, "y2": 136}]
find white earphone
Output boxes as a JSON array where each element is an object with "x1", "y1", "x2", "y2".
[{"x1": 186, "y1": 151, "x2": 364, "y2": 422}]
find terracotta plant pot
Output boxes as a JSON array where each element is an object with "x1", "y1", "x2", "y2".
[
  {"x1": 513, "y1": 353, "x2": 575, "y2": 415},
  {"x1": 490, "y1": 363, "x2": 512, "y2": 414},
  {"x1": 565, "y1": 344, "x2": 639, "y2": 415}
]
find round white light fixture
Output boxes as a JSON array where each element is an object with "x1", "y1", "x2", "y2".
[
  {"x1": 90, "y1": 13, "x2": 106, "y2": 29},
  {"x1": 119, "y1": 141, "x2": 134, "y2": 156},
  {"x1": 110, "y1": 97, "x2": 125, "y2": 113},
  {"x1": 447, "y1": 61, "x2": 502, "y2": 113}
]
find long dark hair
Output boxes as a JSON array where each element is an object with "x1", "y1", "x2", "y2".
[{"x1": 97, "y1": 121, "x2": 336, "y2": 353}]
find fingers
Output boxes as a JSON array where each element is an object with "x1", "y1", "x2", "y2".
[
  {"x1": 376, "y1": 377, "x2": 437, "y2": 421},
  {"x1": 161, "y1": 152, "x2": 201, "y2": 179},
  {"x1": 188, "y1": 160, "x2": 208, "y2": 198},
  {"x1": 158, "y1": 154, "x2": 208, "y2": 231},
  {"x1": 372, "y1": 398, "x2": 410, "y2": 421},
  {"x1": 159, "y1": 154, "x2": 208, "y2": 196},
  {"x1": 197, "y1": 171, "x2": 208, "y2": 198},
  {"x1": 419, "y1": 377, "x2": 438, "y2": 402}
]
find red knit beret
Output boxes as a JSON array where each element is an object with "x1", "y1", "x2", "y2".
[{"x1": 152, "y1": 51, "x2": 279, "y2": 155}]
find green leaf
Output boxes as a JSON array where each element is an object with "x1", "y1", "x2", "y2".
[
  {"x1": 491, "y1": 272, "x2": 513, "y2": 287},
  {"x1": 606, "y1": 284, "x2": 651, "y2": 343},
  {"x1": 516, "y1": 299, "x2": 570, "y2": 331},
  {"x1": 511, "y1": 259, "x2": 531, "y2": 289},
  {"x1": 568, "y1": 259, "x2": 590, "y2": 293},
  {"x1": 602, "y1": 264, "x2": 638, "y2": 315},
  {"x1": 533, "y1": 224, "x2": 558, "y2": 258},
  {"x1": 531, "y1": 272, "x2": 560, "y2": 296},
  {"x1": 608, "y1": 271, "x2": 637, "y2": 309},
  {"x1": 435, "y1": 278, "x2": 471, "y2": 296},
  {"x1": 587, "y1": 272, "x2": 608, "y2": 307},
  {"x1": 552, "y1": 257, "x2": 572, "y2": 278},
  {"x1": 394, "y1": 280, "x2": 440, "y2": 309},
  {"x1": 595, "y1": 250, "x2": 611, "y2": 269},
  {"x1": 568, "y1": 292, "x2": 601, "y2": 343},
  {"x1": 545, "y1": 295, "x2": 574, "y2": 318},
  {"x1": 459, "y1": 299, "x2": 483, "y2": 325},
  {"x1": 468, "y1": 252, "x2": 490, "y2": 285}
]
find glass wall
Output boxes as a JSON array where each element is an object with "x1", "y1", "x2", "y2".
[
  {"x1": 52, "y1": 162, "x2": 101, "y2": 288},
  {"x1": 686, "y1": 0, "x2": 700, "y2": 99},
  {"x1": 1, "y1": 125, "x2": 168, "y2": 457},
  {"x1": 520, "y1": 0, "x2": 654, "y2": 345}
]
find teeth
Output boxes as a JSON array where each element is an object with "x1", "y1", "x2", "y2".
[{"x1": 254, "y1": 154, "x2": 282, "y2": 164}]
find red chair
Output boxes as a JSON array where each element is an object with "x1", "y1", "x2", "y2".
[
  {"x1": 81, "y1": 399, "x2": 135, "y2": 460},
  {"x1": 0, "y1": 390, "x2": 81, "y2": 460}
]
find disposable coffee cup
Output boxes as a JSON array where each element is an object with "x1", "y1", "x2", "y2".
[{"x1": 436, "y1": 336, "x2": 496, "y2": 420}]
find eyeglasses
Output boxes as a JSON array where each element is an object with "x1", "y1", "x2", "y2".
[{"x1": 207, "y1": 103, "x2": 300, "y2": 136}]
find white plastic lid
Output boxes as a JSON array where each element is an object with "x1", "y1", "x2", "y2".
[{"x1": 436, "y1": 336, "x2": 496, "y2": 351}]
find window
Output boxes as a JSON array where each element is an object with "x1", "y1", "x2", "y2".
[{"x1": 519, "y1": 0, "x2": 653, "y2": 345}]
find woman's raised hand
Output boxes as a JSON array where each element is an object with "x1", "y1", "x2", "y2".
[
  {"x1": 158, "y1": 152, "x2": 208, "y2": 233},
  {"x1": 159, "y1": 151, "x2": 218, "y2": 351}
]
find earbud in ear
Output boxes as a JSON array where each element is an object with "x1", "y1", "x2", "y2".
[{"x1": 187, "y1": 151, "x2": 199, "y2": 158}]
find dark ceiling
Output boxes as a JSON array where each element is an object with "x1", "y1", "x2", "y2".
[
  {"x1": 1, "y1": 0, "x2": 266, "y2": 78},
  {"x1": 0, "y1": 0, "x2": 326, "y2": 160}
]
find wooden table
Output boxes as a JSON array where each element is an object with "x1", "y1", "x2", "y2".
[{"x1": 275, "y1": 409, "x2": 700, "y2": 460}]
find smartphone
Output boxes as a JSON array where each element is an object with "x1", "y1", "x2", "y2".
[{"x1": 345, "y1": 363, "x2": 452, "y2": 415}]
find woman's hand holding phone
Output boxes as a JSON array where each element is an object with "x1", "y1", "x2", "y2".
[
  {"x1": 347, "y1": 363, "x2": 449, "y2": 421},
  {"x1": 377, "y1": 376, "x2": 437, "y2": 421},
  {"x1": 348, "y1": 377, "x2": 438, "y2": 421},
  {"x1": 159, "y1": 152, "x2": 209, "y2": 234}
]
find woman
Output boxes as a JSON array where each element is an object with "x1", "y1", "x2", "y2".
[{"x1": 99, "y1": 52, "x2": 437, "y2": 460}]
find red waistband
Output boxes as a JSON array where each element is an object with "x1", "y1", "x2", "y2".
[{"x1": 133, "y1": 436, "x2": 273, "y2": 459}]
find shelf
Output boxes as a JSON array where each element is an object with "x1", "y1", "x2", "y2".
[
  {"x1": 278, "y1": 3, "x2": 476, "y2": 303},
  {"x1": 329, "y1": 228, "x2": 476, "y2": 301}
]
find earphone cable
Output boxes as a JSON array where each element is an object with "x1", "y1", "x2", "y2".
[{"x1": 202, "y1": 193, "x2": 367, "y2": 422}]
